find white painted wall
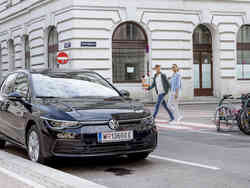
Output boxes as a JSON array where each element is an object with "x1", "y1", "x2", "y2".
[{"x1": 0, "y1": 0, "x2": 250, "y2": 100}]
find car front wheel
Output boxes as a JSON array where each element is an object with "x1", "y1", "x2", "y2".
[{"x1": 27, "y1": 125, "x2": 47, "y2": 164}]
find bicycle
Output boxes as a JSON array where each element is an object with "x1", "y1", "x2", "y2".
[
  {"x1": 238, "y1": 93, "x2": 250, "y2": 135},
  {"x1": 214, "y1": 94, "x2": 241, "y2": 132},
  {"x1": 214, "y1": 93, "x2": 250, "y2": 135}
]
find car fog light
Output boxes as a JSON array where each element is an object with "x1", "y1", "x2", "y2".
[{"x1": 57, "y1": 133, "x2": 76, "y2": 139}]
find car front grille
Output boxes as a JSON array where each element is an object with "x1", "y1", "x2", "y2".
[{"x1": 53, "y1": 129, "x2": 156, "y2": 155}]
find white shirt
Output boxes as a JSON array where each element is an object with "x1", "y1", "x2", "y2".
[{"x1": 156, "y1": 74, "x2": 164, "y2": 94}]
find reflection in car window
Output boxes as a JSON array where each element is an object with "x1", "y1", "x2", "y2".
[
  {"x1": 14, "y1": 73, "x2": 29, "y2": 98},
  {"x1": 32, "y1": 73, "x2": 120, "y2": 98},
  {"x1": 1, "y1": 73, "x2": 18, "y2": 95}
]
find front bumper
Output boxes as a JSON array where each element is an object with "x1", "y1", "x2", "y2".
[{"x1": 41, "y1": 122, "x2": 157, "y2": 158}]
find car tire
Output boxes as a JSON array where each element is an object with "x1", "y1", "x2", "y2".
[
  {"x1": 27, "y1": 125, "x2": 47, "y2": 164},
  {"x1": 0, "y1": 138, "x2": 6, "y2": 149},
  {"x1": 127, "y1": 152, "x2": 150, "y2": 161}
]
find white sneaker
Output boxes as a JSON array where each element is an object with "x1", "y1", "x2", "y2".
[
  {"x1": 177, "y1": 116, "x2": 183, "y2": 122},
  {"x1": 169, "y1": 120, "x2": 177, "y2": 125}
]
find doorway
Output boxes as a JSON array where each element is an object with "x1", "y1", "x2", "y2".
[{"x1": 193, "y1": 25, "x2": 213, "y2": 96}]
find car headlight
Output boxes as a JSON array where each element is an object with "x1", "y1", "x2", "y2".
[
  {"x1": 44, "y1": 119, "x2": 80, "y2": 129},
  {"x1": 142, "y1": 116, "x2": 154, "y2": 125}
]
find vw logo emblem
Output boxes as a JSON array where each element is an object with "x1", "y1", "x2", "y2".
[{"x1": 109, "y1": 119, "x2": 119, "y2": 130}]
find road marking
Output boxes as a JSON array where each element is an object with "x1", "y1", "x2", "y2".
[
  {"x1": 158, "y1": 125, "x2": 232, "y2": 136},
  {"x1": 149, "y1": 155, "x2": 220, "y2": 170},
  {"x1": 0, "y1": 166, "x2": 46, "y2": 188},
  {"x1": 179, "y1": 121, "x2": 215, "y2": 128},
  {"x1": 157, "y1": 125, "x2": 190, "y2": 130},
  {"x1": 194, "y1": 130, "x2": 232, "y2": 136},
  {"x1": 156, "y1": 120, "x2": 215, "y2": 128}
]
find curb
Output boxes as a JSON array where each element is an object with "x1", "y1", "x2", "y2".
[
  {"x1": 0, "y1": 167, "x2": 34, "y2": 188},
  {"x1": 0, "y1": 150, "x2": 108, "y2": 188}
]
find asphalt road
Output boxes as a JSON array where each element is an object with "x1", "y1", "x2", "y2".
[{"x1": 3, "y1": 104, "x2": 250, "y2": 188}]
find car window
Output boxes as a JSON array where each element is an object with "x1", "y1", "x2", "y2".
[
  {"x1": 14, "y1": 73, "x2": 29, "y2": 98},
  {"x1": 0, "y1": 73, "x2": 18, "y2": 95},
  {"x1": 32, "y1": 72, "x2": 120, "y2": 98}
]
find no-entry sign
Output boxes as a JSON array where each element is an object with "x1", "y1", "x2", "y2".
[{"x1": 56, "y1": 52, "x2": 69, "y2": 64}]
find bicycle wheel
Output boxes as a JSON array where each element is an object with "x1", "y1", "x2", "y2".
[
  {"x1": 214, "y1": 109, "x2": 221, "y2": 131},
  {"x1": 239, "y1": 109, "x2": 250, "y2": 135},
  {"x1": 214, "y1": 106, "x2": 230, "y2": 132}
]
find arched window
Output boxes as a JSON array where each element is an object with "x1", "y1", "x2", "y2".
[
  {"x1": 8, "y1": 39, "x2": 15, "y2": 71},
  {"x1": 193, "y1": 24, "x2": 213, "y2": 96},
  {"x1": 48, "y1": 27, "x2": 58, "y2": 70},
  {"x1": 112, "y1": 22, "x2": 147, "y2": 83},
  {"x1": 237, "y1": 25, "x2": 250, "y2": 79},
  {"x1": 24, "y1": 36, "x2": 30, "y2": 69}
]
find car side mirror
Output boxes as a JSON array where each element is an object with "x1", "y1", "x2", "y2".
[
  {"x1": 120, "y1": 89, "x2": 130, "y2": 98},
  {"x1": 7, "y1": 92, "x2": 23, "y2": 101}
]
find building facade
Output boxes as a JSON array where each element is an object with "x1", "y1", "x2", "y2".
[{"x1": 0, "y1": 0, "x2": 250, "y2": 101}]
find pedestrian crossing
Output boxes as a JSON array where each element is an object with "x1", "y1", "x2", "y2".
[
  {"x1": 155, "y1": 119, "x2": 238, "y2": 133},
  {"x1": 152, "y1": 109, "x2": 215, "y2": 119},
  {"x1": 147, "y1": 105, "x2": 239, "y2": 134},
  {"x1": 155, "y1": 120, "x2": 215, "y2": 131}
]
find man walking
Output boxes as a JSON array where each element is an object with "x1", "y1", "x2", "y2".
[
  {"x1": 147, "y1": 65, "x2": 174, "y2": 122},
  {"x1": 168, "y1": 64, "x2": 182, "y2": 124}
]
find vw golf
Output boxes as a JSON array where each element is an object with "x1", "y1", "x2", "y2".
[{"x1": 0, "y1": 69, "x2": 157, "y2": 163}]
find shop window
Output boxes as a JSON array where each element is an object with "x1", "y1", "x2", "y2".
[
  {"x1": 112, "y1": 22, "x2": 147, "y2": 83},
  {"x1": 237, "y1": 25, "x2": 250, "y2": 80},
  {"x1": 8, "y1": 39, "x2": 15, "y2": 71},
  {"x1": 48, "y1": 27, "x2": 58, "y2": 70},
  {"x1": 24, "y1": 36, "x2": 30, "y2": 69}
]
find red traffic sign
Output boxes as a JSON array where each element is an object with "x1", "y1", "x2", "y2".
[{"x1": 56, "y1": 52, "x2": 69, "y2": 64}]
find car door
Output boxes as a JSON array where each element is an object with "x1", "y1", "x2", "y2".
[
  {"x1": 0, "y1": 73, "x2": 19, "y2": 138},
  {"x1": 7, "y1": 72, "x2": 31, "y2": 144}
]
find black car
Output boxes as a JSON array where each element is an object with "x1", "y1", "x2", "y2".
[{"x1": 0, "y1": 69, "x2": 157, "y2": 163}]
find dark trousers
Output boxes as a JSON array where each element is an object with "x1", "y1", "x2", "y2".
[{"x1": 153, "y1": 93, "x2": 174, "y2": 120}]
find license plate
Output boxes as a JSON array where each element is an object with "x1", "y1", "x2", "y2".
[{"x1": 98, "y1": 131, "x2": 133, "y2": 143}]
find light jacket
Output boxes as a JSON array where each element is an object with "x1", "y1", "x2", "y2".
[{"x1": 147, "y1": 72, "x2": 171, "y2": 95}]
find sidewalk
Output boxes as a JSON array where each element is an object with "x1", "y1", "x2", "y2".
[{"x1": 143, "y1": 96, "x2": 221, "y2": 106}]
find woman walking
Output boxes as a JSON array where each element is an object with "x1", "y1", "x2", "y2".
[{"x1": 168, "y1": 64, "x2": 182, "y2": 124}]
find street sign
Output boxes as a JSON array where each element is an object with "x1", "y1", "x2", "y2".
[
  {"x1": 81, "y1": 41, "x2": 96, "y2": 47},
  {"x1": 64, "y1": 42, "x2": 71, "y2": 48},
  {"x1": 56, "y1": 52, "x2": 69, "y2": 64}
]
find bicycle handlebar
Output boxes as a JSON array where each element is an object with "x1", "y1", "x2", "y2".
[{"x1": 218, "y1": 95, "x2": 243, "y2": 106}]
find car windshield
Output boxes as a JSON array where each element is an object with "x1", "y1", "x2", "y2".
[{"x1": 32, "y1": 72, "x2": 120, "y2": 98}]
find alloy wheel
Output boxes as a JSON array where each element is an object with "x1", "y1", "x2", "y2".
[{"x1": 28, "y1": 131, "x2": 40, "y2": 162}]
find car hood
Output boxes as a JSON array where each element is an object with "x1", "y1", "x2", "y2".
[{"x1": 37, "y1": 98, "x2": 149, "y2": 121}]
